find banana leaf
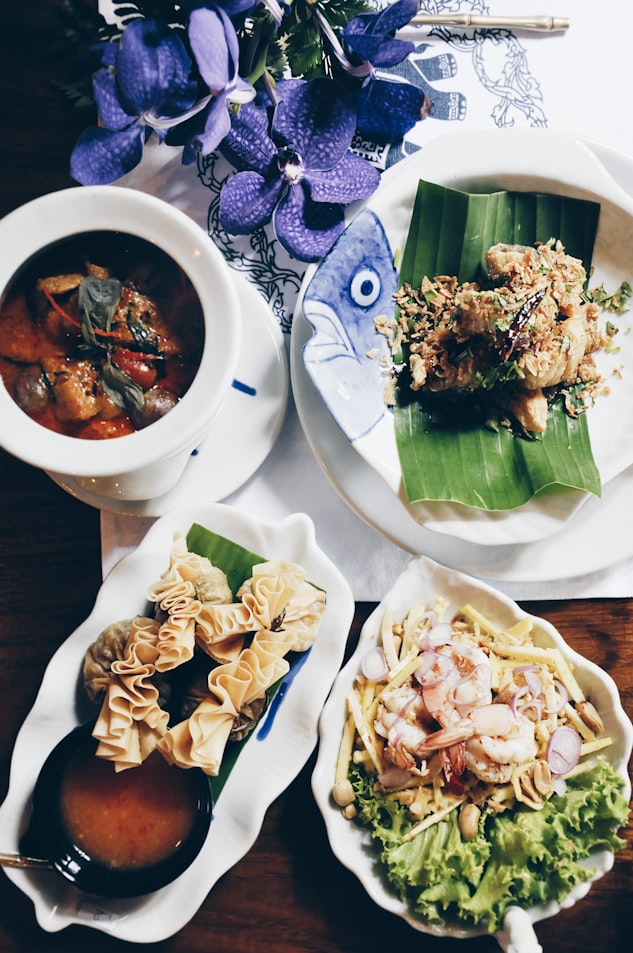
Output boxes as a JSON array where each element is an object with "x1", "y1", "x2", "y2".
[
  {"x1": 394, "y1": 180, "x2": 602, "y2": 510},
  {"x1": 187, "y1": 522, "x2": 266, "y2": 595}
]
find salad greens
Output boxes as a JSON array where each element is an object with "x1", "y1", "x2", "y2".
[{"x1": 350, "y1": 757, "x2": 628, "y2": 933}]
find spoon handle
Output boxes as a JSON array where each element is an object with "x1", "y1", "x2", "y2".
[
  {"x1": 410, "y1": 14, "x2": 570, "y2": 32},
  {"x1": 0, "y1": 851, "x2": 53, "y2": 869}
]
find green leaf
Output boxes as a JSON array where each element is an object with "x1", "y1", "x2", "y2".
[
  {"x1": 102, "y1": 358, "x2": 145, "y2": 416},
  {"x1": 78, "y1": 276, "x2": 122, "y2": 336},
  {"x1": 394, "y1": 181, "x2": 602, "y2": 510},
  {"x1": 186, "y1": 522, "x2": 267, "y2": 595}
]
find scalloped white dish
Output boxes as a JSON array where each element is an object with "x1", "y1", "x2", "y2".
[
  {"x1": 0, "y1": 502, "x2": 354, "y2": 942},
  {"x1": 299, "y1": 129, "x2": 633, "y2": 546},
  {"x1": 312, "y1": 555, "x2": 633, "y2": 950}
]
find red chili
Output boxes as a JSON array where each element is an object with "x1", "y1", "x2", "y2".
[
  {"x1": 42, "y1": 287, "x2": 120, "y2": 339},
  {"x1": 42, "y1": 287, "x2": 83, "y2": 329},
  {"x1": 111, "y1": 348, "x2": 157, "y2": 389}
]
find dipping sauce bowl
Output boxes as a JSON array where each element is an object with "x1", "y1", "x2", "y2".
[{"x1": 19, "y1": 722, "x2": 213, "y2": 898}]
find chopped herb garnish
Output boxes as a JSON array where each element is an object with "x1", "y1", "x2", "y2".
[{"x1": 588, "y1": 280, "x2": 632, "y2": 314}]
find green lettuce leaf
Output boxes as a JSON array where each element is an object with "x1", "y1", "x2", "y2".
[
  {"x1": 351, "y1": 757, "x2": 628, "y2": 934},
  {"x1": 394, "y1": 181, "x2": 602, "y2": 510}
]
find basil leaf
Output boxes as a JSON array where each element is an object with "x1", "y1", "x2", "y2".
[
  {"x1": 101, "y1": 358, "x2": 144, "y2": 417},
  {"x1": 78, "y1": 276, "x2": 122, "y2": 344}
]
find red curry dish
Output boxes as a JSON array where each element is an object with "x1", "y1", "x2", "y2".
[{"x1": 0, "y1": 231, "x2": 205, "y2": 439}]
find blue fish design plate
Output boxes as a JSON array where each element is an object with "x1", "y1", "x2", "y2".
[{"x1": 296, "y1": 128, "x2": 633, "y2": 547}]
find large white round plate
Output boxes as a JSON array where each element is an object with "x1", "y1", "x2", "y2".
[
  {"x1": 291, "y1": 133, "x2": 633, "y2": 581},
  {"x1": 312, "y1": 554, "x2": 633, "y2": 947},
  {"x1": 296, "y1": 129, "x2": 633, "y2": 547},
  {"x1": 0, "y1": 502, "x2": 354, "y2": 941},
  {"x1": 48, "y1": 274, "x2": 288, "y2": 515}
]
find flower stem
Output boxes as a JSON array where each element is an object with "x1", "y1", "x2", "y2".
[{"x1": 313, "y1": 7, "x2": 371, "y2": 79}]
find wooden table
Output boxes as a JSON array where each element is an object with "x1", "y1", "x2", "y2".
[{"x1": 0, "y1": 4, "x2": 631, "y2": 951}]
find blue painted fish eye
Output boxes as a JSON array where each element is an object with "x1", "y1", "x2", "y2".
[{"x1": 349, "y1": 267, "x2": 381, "y2": 307}]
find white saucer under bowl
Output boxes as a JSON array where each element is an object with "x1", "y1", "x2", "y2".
[{"x1": 47, "y1": 274, "x2": 288, "y2": 515}]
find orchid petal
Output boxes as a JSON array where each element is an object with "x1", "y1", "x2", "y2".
[
  {"x1": 273, "y1": 78, "x2": 355, "y2": 171},
  {"x1": 306, "y1": 153, "x2": 380, "y2": 204},
  {"x1": 367, "y1": 0, "x2": 419, "y2": 36},
  {"x1": 342, "y1": 0, "x2": 417, "y2": 67},
  {"x1": 221, "y1": 101, "x2": 276, "y2": 173},
  {"x1": 97, "y1": 40, "x2": 118, "y2": 68},
  {"x1": 192, "y1": 94, "x2": 232, "y2": 157},
  {"x1": 188, "y1": 7, "x2": 237, "y2": 90},
  {"x1": 70, "y1": 124, "x2": 146, "y2": 185},
  {"x1": 344, "y1": 34, "x2": 414, "y2": 68},
  {"x1": 357, "y1": 78, "x2": 427, "y2": 142},
  {"x1": 116, "y1": 19, "x2": 197, "y2": 118},
  {"x1": 182, "y1": 0, "x2": 257, "y2": 15},
  {"x1": 220, "y1": 171, "x2": 284, "y2": 233},
  {"x1": 93, "y1": 68, "x2": 136, "y2": 131},
  {"x1": 273, "y1": 184, "x2": 345, "y2": 262}
]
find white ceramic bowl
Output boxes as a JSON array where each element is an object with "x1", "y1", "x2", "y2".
[
  {"x1": 0, "y1": 186, "x2": 242, "y2": 501},
  {"x1": 312, "y1": 554, "x2": 633, "y2": 951}
]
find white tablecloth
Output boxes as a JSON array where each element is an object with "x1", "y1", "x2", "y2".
[{"x1": 100, "y1": 0, "x2": 633, "y2": 601}]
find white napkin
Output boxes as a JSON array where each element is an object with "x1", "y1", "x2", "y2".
[{"x1": 99, "y1": 0, "x2": 633, "y2": 601}]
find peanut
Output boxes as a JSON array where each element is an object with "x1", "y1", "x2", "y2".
[
  {"x1": 459, "y1": 803, "x2": 481, "y2": 841},
  {"x1": 333, "y1": 779, "x2": 355, "y2": 808}
]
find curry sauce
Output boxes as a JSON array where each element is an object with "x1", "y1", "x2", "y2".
[{"x1": 0, "y1": 231, "x2": 205, "y2": 438}]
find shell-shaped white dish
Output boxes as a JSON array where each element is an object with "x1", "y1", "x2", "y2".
[
  {"x1": 312, "y1": 555, "x2": 632, "y2": 950},
  {"x1": 299, "y1": 129, "x2": 633, "y2": 546},
  {"x1": 0, "y1": 502, "x2": 354, "y2": 942}
]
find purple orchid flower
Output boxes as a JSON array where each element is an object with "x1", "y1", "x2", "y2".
[
  {"x1": 179, "y1": 0, "x2": 261, "y2": 16},
  {"x1": 219, "y1": 78, "x2": 381, "y2": 262},
  {"x1": 341, "y1": 0, "x2": 428, "y2": 143},
  {"x1": 178, "y1": 5, "x2": 254, "y2": 164},
  {"x1": 70, "y1": 19, "x2": 200, "y2": 185}
]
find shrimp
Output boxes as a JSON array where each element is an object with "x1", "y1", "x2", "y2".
[
  {"x1": 375, "y1": 684, "x2": 434, "y2": 775},
  {"x1": 421, "y1": 642, "x2": 492, "y2": 725},
  {"x1": 419, "y1": 642, "x2": 493, "y2": 785},
  {"x1": 416, "y1": 704, "x2": 538, "y2": 785},
  {"x1": 375, "y1": 644, "x2": 538, "y2": 786}
]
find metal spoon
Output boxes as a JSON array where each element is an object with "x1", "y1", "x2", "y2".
[
  {"x1": 410, "y1": 14, "x2": 569, "y2": 32},
  {"x1": 0, "y1": 851, "x2": 53, "y2": 870}
]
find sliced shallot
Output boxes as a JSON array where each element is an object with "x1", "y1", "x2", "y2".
[
  {"x1": 361, "y1": 646, "x2": 389, "y2": 682},
  {"x1": 544, "y1": 678, "x2": 569, "y2": 714},
  {"x1": 511, "y1": 685, "x2": 543, "y2": 721},
  {"x1": 547, "y1": 725, "x2": 581, "y2": 776},
  {"x1": 414, "y1": 650, "x2": 454, "y2": 687},
  {"x1": 379, "y1": 766, "x2": 413, "y2": 789},
  {"x1": 513, "y1": 663, "x2": 543, "y2": 699},
  {"x1": 418, "y1": 621, "x2": 452, "y2": 651}
]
